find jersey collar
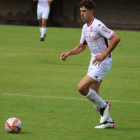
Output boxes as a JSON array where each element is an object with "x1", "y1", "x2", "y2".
[{"x1": 87, "y1": 18, "x2": 95, "y2": 27}]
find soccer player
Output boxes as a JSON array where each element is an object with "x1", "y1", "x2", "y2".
[
  {"x1": 33, "y1": 0, "x2": 53, "y2": 41},
  {"x1": 60, "y1": 0, "x2": 121, "y2": 129}
]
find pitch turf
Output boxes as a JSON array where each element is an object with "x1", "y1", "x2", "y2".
[{"x1": 0, "y1": 25, "x2": 140, "y2": 140}]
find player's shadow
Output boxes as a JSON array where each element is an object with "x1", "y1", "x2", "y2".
[
  {"x1": 115, "y1": 127, "x2": 140, "y2": 132},
  {"x1": 13, "y1": 132, "x2": 28, "y2": 134}
]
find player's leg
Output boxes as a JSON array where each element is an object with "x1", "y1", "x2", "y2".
[
  {"x1": 38, "y1": 19, "x2": 42, "y2": 33},
  {"x1": 90, "y1": 80, "x2": 102, "y2": 94},
  {"x1": 90, "y1": 83, "x2": 115, "y2": 128},
  {"x1": 37, "y1": 9, "x2": 44, "y2": 41},
  {"x1": 90, "y1": 81, "x2": 101, "y2": 112},
  {"x1": 41, "y1": 18, "x2": 47, "y2": 39},
  {"x1": 90, "y1": 82, "x2": 112, "y2": 120},
  {"x1": 40, "y1": 8, "x2": 50, "y2": 41},
  {"x1": 78, "y1": 76, "x2": 109, "y2": 120},
  {"x1": 90, "y1": 80, "x2": 115, "y2": 128},
  {"x1": 78, "y1": 75, "x2": 107, "y2": 109},
  {"x1": 90, "y1": 81, "x2": 109, "y2": 112},
  {"x1": 39, "y1": 18, "x2": 46, "y2": 41}
]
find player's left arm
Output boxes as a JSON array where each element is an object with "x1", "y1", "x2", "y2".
[
  {"x1": 93, "y1": 33, "x2": 121, "y2": 66},
  {"x1": 48, "y1": 0, "x2": 53, "y2": 4}
]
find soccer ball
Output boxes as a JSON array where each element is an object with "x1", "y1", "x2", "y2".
[{"x1": 5, "y1": 117, "x2": 22, "y2": 133}]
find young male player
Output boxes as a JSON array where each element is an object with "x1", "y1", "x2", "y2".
[
  {"x1": 60, "y1": 0, "x2": 121, "y2": 129},
  {"x1": 33, "y1": 0, "x2": 53, "y2": 41}
]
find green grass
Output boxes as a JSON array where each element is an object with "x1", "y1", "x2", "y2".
[{"x1": 0, "y1": 25, "x2": 140, "y2": 140}]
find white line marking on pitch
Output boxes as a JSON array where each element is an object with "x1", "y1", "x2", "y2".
[{"x1": 1, "y1": 93, "x2": 140, "y2": 104}]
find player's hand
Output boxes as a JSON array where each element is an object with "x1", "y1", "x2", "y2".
[
  {"x1": 60, "y1": 53, "x2": 69, "y2": 61},
  {"x1": 93, "y1": 54, "x2": 106, "y2": 66}
]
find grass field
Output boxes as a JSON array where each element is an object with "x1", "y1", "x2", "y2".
[{"x1": 0, "y1": 24, "x2": 140, "y2": 140}]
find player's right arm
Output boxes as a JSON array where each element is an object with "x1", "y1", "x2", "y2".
[{"x1": 60, "y1": 44, "x2": 86, "y2": 61}]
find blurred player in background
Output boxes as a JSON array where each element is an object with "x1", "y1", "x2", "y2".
[
  {"x1": 60, "y1": 0, "x2": 121, "y2": 129},
  {"x1": 33, "y1": 0, "x2": 53, "y2": 41}
]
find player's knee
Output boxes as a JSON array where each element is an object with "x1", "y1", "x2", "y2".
[
  {"x1": 42, "y1": 23, "x2": 46, "y2": 28},
  {"x1": 77, "y1": 83, "x2": 87, "y2": 95},
  {"x1": 77, "y1": 84, "x2": 82, "y2": 93}
]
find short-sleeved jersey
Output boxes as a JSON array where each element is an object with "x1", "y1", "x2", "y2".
[
  {"x1": 37, "y1": 0, "x2": 49, "y2": 10},
  {"x1": 80, "y1": 18, "x2": 114, "y2": 58}
]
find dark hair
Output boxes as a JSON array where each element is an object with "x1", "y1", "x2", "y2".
[{"x1": 79, "y1": 0, "x2": 95, "y2": 10}]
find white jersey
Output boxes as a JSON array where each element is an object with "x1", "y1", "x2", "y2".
[
  {"x1": 37, "y1": 0, "x2": 49, "y2": 10},
  {"x1": 80, "y1": 18, "x2": 114, "y2": 58}
]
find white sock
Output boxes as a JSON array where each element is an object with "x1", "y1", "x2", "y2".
[
  {"x1": 86, "y1": 88, "x2": 107, "y2": 108},
  {"x1": 107, "y1": 115, "x2": 113, "y2": 122},
  {"x1": 93, "y1": 102, "x2": 113, "y2": 122},
  {"x1": 41, "y1": 27, "x2": 46, "y2": 38},
  {"x1": 39, "y1": 27, "x2": 42, "y2": 33},
  {"x1": 93, "y1": 102, "x2": 100, "y2": 112}
]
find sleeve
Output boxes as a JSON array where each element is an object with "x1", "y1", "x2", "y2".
[
  {"x1": 97, "y1": 22, "x2": 114, "y2": 39},
  {"x1": 80, "y1": 26, "x2": 87, "y2": 45}
]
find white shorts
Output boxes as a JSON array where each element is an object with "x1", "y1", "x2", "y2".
[
  {"x1": 37, "y1": 8, "x2": 50, "y2": 20},
  {"x1": 87, "y1": 56, "x2": 112, "y2": 82}
]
